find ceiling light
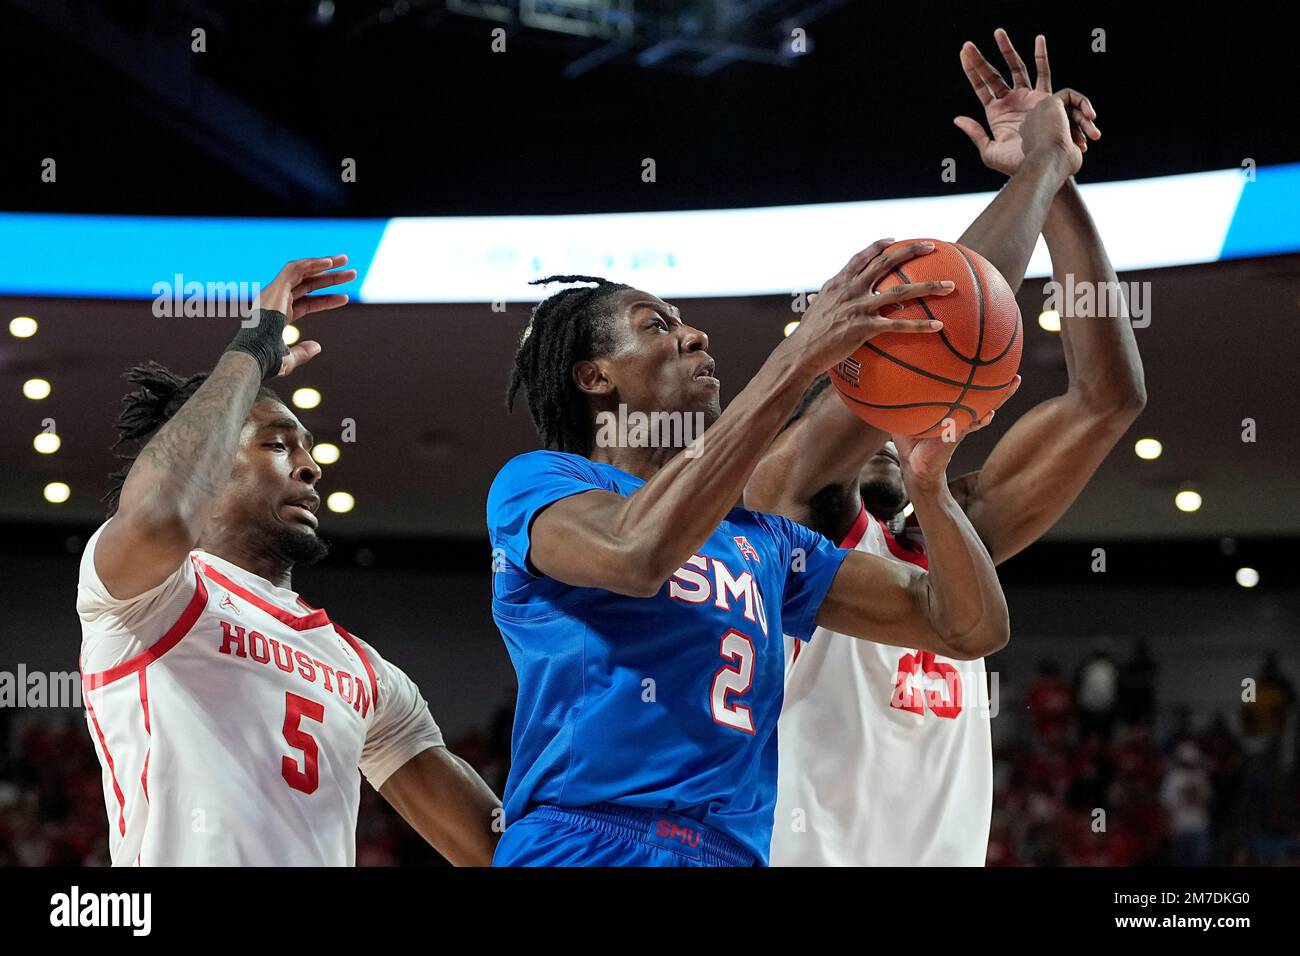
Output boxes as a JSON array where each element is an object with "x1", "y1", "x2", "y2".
[
  {"x1": 22, "y1": 378, "x2": 51, "y2": 400},
  {"x1": 44, "y1": 482, "x2": 70, "y2": 503},
  {"x1": 1134, "y1": 438, "x2": 1162, "y2": 460},
  {"x1": 313, "y1": 442, "x2": 340, "y2": 465}
]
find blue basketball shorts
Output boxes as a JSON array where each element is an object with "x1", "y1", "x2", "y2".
[{"x1": 493, "y1": 802, "x2": 758, "y2": 867}]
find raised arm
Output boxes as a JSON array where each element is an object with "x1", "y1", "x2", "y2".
[
  {"x1": 94, "y1": 256, "x2": 354, "y2": 598},
  {"x1": 530, "y1": 241, "x2": 951, "y2": 597},
  {"x1": 944, "y1": 32, "x2": 1146, "y2": 563},
  {"x1": 951, "y1": 178, "x2": 1146, "y2": 563},
  {"x1": 745, "y1": 86, "x2": 1080, "y2": 542},
  {"x1": 816, "y1": 410, "x2": 1013, "y2": 660},
  {"x1": 953, "y1": 31, "x2": 1099, "y2": 292}
]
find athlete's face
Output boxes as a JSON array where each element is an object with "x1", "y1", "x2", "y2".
[
  {"x1": 858, "y1": 440, "x2": 909, "y2": 520},
  {"x1": 578, "y1": 289, "x2": 722, "y2": 425},
  {"x1": 206, "y1": 399, "x2": 328, "y2": 566}
]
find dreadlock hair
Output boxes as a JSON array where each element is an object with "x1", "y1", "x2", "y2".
[
  {"x1": 103, "y1": 361, "x2": 280, "y2": 517},
  {"x1": 507, "y1": 275, "x2": 632, "y2": 457}
]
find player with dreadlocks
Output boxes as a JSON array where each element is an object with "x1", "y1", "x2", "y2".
[
  {"x1": 77, "y1": 255, "x2": 500, "y2": 866},
  {"x1": 487, "y1": 241, "x2": 1017, "y2": 867}
]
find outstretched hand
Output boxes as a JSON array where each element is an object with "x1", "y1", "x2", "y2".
[
  {"x1": 954, "y1": 29, "x2": 1100, "y2": 176},
  {"x1": 253, "y1": 255, "x2": 357, "y2": 377}
]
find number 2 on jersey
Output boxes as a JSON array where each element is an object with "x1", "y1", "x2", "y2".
[
  {"x1": 710, "y1": 629, "x2": 756, "y2": 734},
  {"x1": 282, "y1": 691, "x2": 325, "y2": 794}
]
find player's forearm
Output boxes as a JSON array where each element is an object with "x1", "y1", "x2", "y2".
[
  {"x1": 615, "y1": 350, "x2": 816, "y2": 588},
  {"x1": 380, "y1": 748, "x2": 502, "y2": 866},
  {"x1": 908, "y1": 476, "x2": 1009, "y2": 658},
  {"x1": 744, "y1": 384, "x2": 888, "y2": 519},
  {"x1": 116, "y1": 350, "x2": 264, "y2": 541},
  {"x1": 1042, "y1": 179, "x2": 1146, "y2": 413},
  {"x1": 957, "y1": 148, "x2": 1073, "y2": 294}
]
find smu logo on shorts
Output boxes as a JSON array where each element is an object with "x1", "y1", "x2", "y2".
[
  {"x1": 655, "y1": 819, "x2": 701, "y2": 847},
  {"x1": 646, "y1": 813, "x2": 706, "y2": 860}
]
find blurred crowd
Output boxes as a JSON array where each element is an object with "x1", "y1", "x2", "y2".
[
  {"x1": 1, "y1": 648, "x2": 1296, "y2": 867},
  {"x1": 989, "y1": 647, "x2": 1299, "y2": 866}
]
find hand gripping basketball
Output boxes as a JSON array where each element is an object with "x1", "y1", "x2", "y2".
[{"x1": 787, "y1": 238, "x2": 952, "y2": 379}]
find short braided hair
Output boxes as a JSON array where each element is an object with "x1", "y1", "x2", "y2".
[
  {"x1": 103, "y1": 361, "x2": 279, "y2": 516},
  {"x1": 507, "y1": 275, "x2": 631, "y2": 456}
]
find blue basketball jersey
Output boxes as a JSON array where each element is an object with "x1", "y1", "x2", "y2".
[{"x1": 486, "y1": 450, "x2": 849, "y2": 863}]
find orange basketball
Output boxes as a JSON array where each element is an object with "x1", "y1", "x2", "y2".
[{"x1": 828, "y1": 239, "x2": 1022, "y2": 438}]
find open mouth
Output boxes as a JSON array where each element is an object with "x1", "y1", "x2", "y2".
[
  {"x1": 692, "y1": 357, "x2": 720, "y2": 387},
  {"x1": 282, "y1": 494, "x2": 320, "y2": 528}
]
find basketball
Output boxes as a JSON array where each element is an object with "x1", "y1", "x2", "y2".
[{"x1": 829, "y1": 239, "x2": 1023, "y2": 437}]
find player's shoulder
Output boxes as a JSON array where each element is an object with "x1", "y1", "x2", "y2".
[
  {"x1": 77, "y1": 519, "x2": 199, "y2": 611},
  {"x1": 739, "y1": 506, "x2": 828, "y2": 556},
  {"x1": 491, "y1": 449, "x2": 602, "y2": 490}
]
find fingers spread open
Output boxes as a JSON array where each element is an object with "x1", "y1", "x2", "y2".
[
  {"x1": 963, "y1": 41, "x2": 1011, "y2": 101},
  {"x1": 994, "y1": 28, "x2": 1031, "y2": 89},
  {"x1": 293, "y1": 292, "x2": 350, "y2": 317},
  {"x1": 953, "y1": 115, "x2": 992, "y2": 151},
  {"x1": 1033, "y1": 34, "x2": 1052, "y2": 92},
  {"x1": 840, "y1": 238, "x2": 895, "y2": 285},
  {"x1": 294, "y1": 268, "x2": 359, "y2": 297}
]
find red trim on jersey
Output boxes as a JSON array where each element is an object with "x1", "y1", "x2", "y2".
[
  {"x1": 84, "y1": 691, "x2": 127, "y2": 837},
  {"x1": 876, "y1": 515, "x2": 929, "y2": 570},
  {"x1": 138, "y1": 669, "x2": 151, "y2": 802},
  {"x1": 138, "y1": 670, "x2": 151, "y2": 735},
  {"x1": 195, "y1": 560, "x2": 331, "y2": 631},
  {"x1": 82, "y1": 565, "x2": 210, "y2": 690},
  {"x1": 335, "y1": 624, "x2": 379, "y2": 710},
  {"x1": 839, "y1": 506, "x2": 872, "y2": 550},
  {"x1": 792, "y1": 637, "x2": 802, "y2": 663}
]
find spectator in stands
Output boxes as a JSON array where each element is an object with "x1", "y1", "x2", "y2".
[
  {"x1": 1161, "y1": 741, "x2": 1213, "y2": 865},
  {"x1": 1074, "y1": 639, "x2": 1120, "y2": 742}
]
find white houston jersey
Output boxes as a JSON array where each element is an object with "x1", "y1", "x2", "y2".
[
  {"x1": 76, "y1": 524, "x2": 445, "y2": 866},
  {"x1": 771, "y1": 507, "x2": 992, "y2": 866}
]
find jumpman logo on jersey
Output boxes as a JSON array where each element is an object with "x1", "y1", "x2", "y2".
[
  {"x1": 733, "y1": 536, "x2": 760, "y2": 563},
  {"x1": 219, "y1": 593, "x2": 239, "y2": 615}
]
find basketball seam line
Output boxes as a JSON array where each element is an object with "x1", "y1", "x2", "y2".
[
  {"x1": 917, "y1": 245, "x2": 984, "y2": 434},
  {"x1": 860, "y1": 339, "x2": 1016, "y2": 391}
]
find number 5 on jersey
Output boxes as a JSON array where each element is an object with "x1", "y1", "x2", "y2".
[{"x1": 282, "y1": 691, "x2": 325, "y2": 794}]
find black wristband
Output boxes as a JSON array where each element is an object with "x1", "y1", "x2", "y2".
[{"x1": 227, "y1": 308, "x2": 289, "y2": 381}]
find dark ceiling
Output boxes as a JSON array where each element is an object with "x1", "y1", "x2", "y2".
[
  {"x1": 2, "y1": 0, "x2": 1297, "y2": 216},
  {"x1": 1, "y1": 1, "x2": 1297, "y2": 546}
]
